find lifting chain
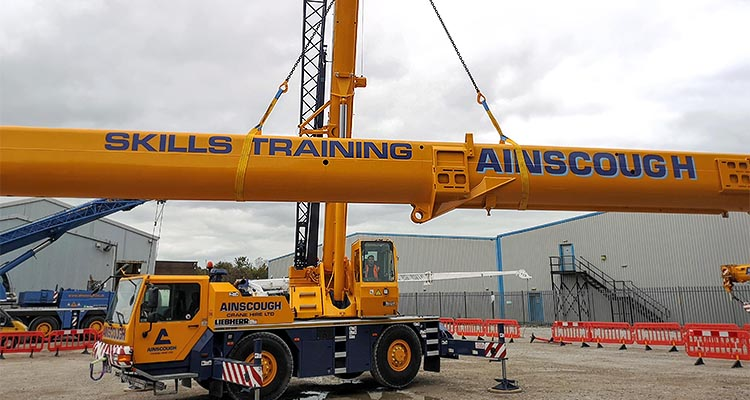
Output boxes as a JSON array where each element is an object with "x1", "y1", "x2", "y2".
[{"x1": 427, "y1": 0, "x2": 530, "y2": 209}]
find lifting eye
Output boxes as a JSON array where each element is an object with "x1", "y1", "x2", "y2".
[{"x1": 411, "y1": 208, "x2": 428, "y2": 223}]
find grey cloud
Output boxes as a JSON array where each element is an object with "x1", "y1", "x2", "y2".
[{"x1": 2, "y1": 1, "x2": 748, "y2": 265}]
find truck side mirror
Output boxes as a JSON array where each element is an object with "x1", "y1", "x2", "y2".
[
  {"x1": 147, "y1": 311, "x2": 160, "y2": 323},
  {"x1": 143, "y1": 285, "x2": 159, "y2": 311}
]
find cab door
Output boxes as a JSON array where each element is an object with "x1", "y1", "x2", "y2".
[
  {"x1": 354, "y1": 240, "x2": 400, "y2": 317},
  {"x1": 132, "y1": 278, "x2": 207, "y2": 364}
]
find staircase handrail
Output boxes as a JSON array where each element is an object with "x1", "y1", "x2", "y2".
[{"x1": 577, "y1": 256, "x2": 669, "y2": 320}]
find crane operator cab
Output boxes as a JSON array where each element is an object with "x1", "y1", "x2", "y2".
[{"x1": 351, "y1": 240, "x2": 400, "y2": 317}]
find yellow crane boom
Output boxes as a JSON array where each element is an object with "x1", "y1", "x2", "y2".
[{"x1": 1, "y1": 126, "x2": 748, "y2": 222}]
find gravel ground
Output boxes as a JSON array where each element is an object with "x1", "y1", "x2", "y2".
[{"x1": 1, "y1": 327, "x2": 747, "y2": 400}]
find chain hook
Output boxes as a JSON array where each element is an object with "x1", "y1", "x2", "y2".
[{"x1": 476, "y1": 91, "x2": 486, "y2": 105}]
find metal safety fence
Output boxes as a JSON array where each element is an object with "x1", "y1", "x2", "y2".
[{"x1": 399, "y1": 286, "x2": 750, "y2": 326}]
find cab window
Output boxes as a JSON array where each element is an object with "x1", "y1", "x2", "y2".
[
  {"x1": 140, "y1": 283, "x2": 200, "y2": 322},
  {"x1": 361, "y1": 241, "x2": 395, "y2": 283}
]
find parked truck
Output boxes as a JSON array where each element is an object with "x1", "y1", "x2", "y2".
[
  {"x1": 0, "y1": 1, "x2": 748, "y2": 399},
  {"x1": 0, "y1": 198, "x2": 144, "y2": 334},
  {"x1": 2, "y1": 288, "x2": 113, "y2": 336}
]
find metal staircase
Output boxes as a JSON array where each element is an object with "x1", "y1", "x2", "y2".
[{"x1": 550, "y1": 255, "x2": 669, "y2": 323}]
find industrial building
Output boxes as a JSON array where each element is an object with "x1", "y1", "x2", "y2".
[
  {"x1": 270, "y1": 212, "x2": 750, "y2": 325},
  {"x1": 0, "y1": 198, "x2": 158, "y2": 294},
  {"x1": 498, "y1": 211, "x2": 750, "y2": 326}
]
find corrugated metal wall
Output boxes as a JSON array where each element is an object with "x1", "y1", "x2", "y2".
[
  {"x1": 499, "y1": 212, "x2": 750, "y2": 292},
  {"x1": 1, "y1": 198, "x2": 158, "y2": 293},
  {"x1": 498, "y1": 212, "x2": 750, "y2": 324},
  {"x1": 269, "y1": 233, "x2": 499, "y2": 293}
]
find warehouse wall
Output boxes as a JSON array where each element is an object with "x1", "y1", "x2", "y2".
[
  {"x1": 499, "y1": 212, "x2": 750, "y2": 292},
  {"x1": 1, "y1": 198, "x2": 158, "y2": 293},
  {"x1": 498, "y1": 212, "x2": 750, "y2": 325},
  {"x1": 269, "y1": 232, "x2": 499, "y2": 293}
]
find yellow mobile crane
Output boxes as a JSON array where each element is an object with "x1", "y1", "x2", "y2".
[
  {"x1": 1, "y1": 1, "x2": 749, "y2": 399},
  {"x1": 723, "y1": 264, "x2": 750, "y2": 302}
]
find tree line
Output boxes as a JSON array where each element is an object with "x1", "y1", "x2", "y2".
[{"x1": 205, "y1": 256, "x2": 269, "y2": 282}]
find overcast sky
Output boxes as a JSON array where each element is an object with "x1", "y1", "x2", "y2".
[{"x1": 1, "y1": 0, "x2": 749, "y2": 265}]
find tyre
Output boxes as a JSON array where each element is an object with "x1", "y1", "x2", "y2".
[
  {"x1": 226, "y1": 332, "x2": 293, "y2": 400},
  {"x1": 82, "y1": 315, "x2": 105, "y2": 334},
  {"x1": 370, "y1": 324, "x2": 422, "y2": 389},
  {"x1": 30, "y1": 316, "x2": 60, "y2": 337},
  {"x1": 1, "y1": 337, "x2": 14, "y2": 350}
]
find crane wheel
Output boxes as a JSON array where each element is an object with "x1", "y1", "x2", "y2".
[
  {"x1": 82, "y1": 315, "x2": 105, "y2": 334},
  {"x1": 226, "y1": 332, "x2": 293, "y2": 400},
  {"x1": 29, "y1": 316, "x2": 59, "y2": 338},
  {"x1": 370, "y1": 324, "x2": 422, "y2": 389}
]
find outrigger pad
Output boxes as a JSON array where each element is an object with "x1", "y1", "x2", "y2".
[{"x1": 488, "y1": 378, "x2": 522, "y2": 394}]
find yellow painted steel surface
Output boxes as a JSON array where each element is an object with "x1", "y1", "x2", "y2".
[
  {"x1": 208, "y1": 282, "x2": 294, "y2": 330},
  {"x1": 1, "y1": 126, "x2": 748, "y2": 218}
]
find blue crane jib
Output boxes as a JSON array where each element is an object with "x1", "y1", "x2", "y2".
[{"x1": 0, "y1": 198, "x2": 146, "y2": 299}]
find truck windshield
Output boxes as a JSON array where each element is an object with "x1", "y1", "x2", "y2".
[{"x1": 106, "y1": 278, "x2": 143, "y2": 325}]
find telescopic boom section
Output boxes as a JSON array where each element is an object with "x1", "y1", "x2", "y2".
[
  {"x1": 323, "y1": 0, "x2": 363, "y2": 302},
  {"x1": 1, "y1": 127, "x2": 748, "y2": 217}
]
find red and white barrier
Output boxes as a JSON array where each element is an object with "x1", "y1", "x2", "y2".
[
  {"x1": 588, "y1": 322, "x2": 634, "y2": 349},
  {"x1": 552, "y1": 321, "x2": 591, "y2": 346},
  {"x1": 0, "y1": 331, "x2": 46, "y2": 358},
  {"x1": 482, "y1": 342, "x2": 507, "y2": 359},
  {"x1": 47, "y1": 329, "x2": 99, "y2": 356},
  {"x1": 439, "y1": 318, "x2": 456, "y2": 335},
  {"x1": 221, "y1": 358, "x2": 263, "y2": 388},
  {"x1": 93, "y1": 340, "x2": 133, "y2": 367},
  {"x1": 632, "y1": 322, "x2": 684, "y2": 351},
  {"x1": 683, "y1": 323, "x2": 739, "y2": 332},
  {"x1": 685, "y1": 328, "x2": 750, "y2": 368},
  {"x1": 454, "y1": 318, "x2": 485, "y2": 339},
  {"x1": 485, "y1": 319, "x2": 522, "y2": 341}
]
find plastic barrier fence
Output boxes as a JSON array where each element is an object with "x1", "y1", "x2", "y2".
[
  {"x1": 454, "y1": 318, "x2": 485, "y2": 339},
  {"x1": 683, "y1": 323, "x2": 739, "y2": 332},
  {"x1": 685, "y1": 328, "x2": 750, "y2": 368},
  {"x1": 485, "y1": 319, "x2": 522, "y2": 340},
  {"x1": 551, "y1": 321, "x2": 591, "y2": 345},
  {"x1": 587, "y1": 322, "x2": 634, "y2": 349},
  {"x1": 632, "y1": 322, "x2": 684, "y2": 351},
  {"x1": 0, "y1": 331, "x2": 46, "y2": 358},
  {"x1": 47, "y1": 329, "x2": 99, "y2": 356},
  {"x1": 439, "y1": 318, "x2": 456, "y2": 335}
]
